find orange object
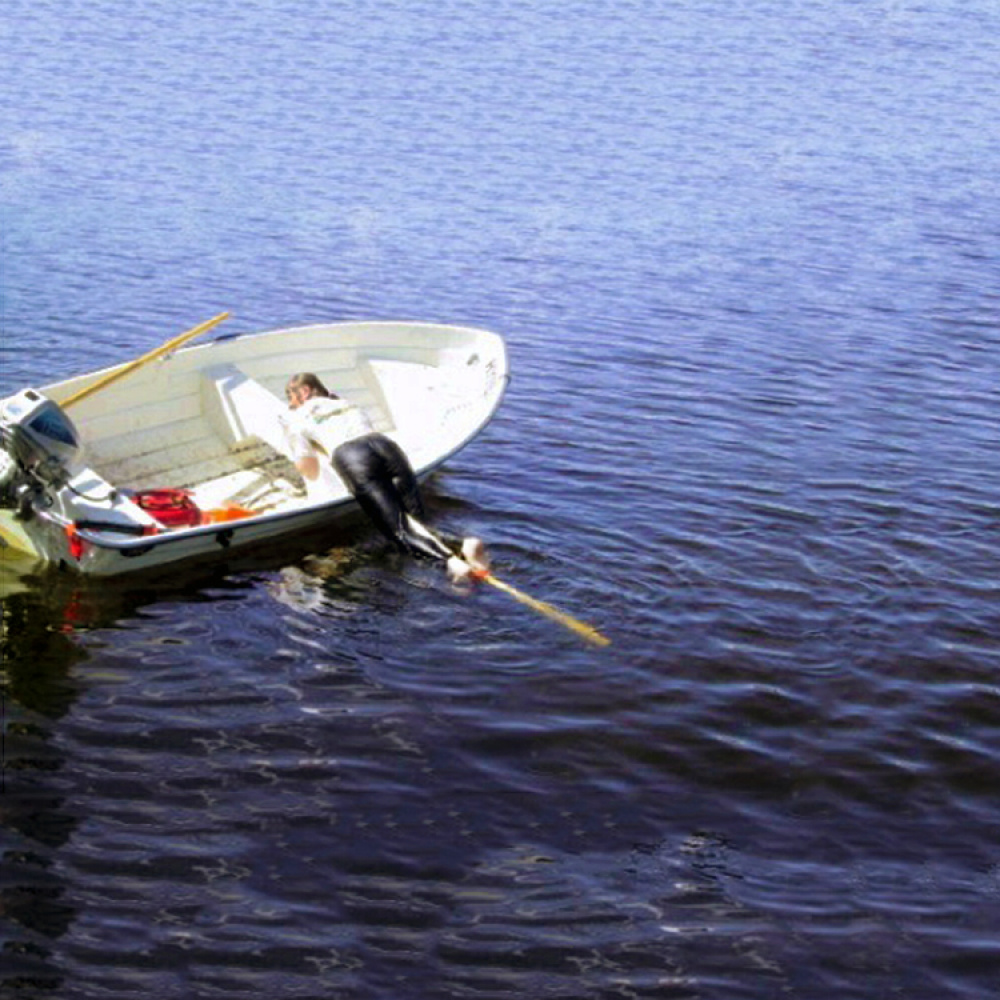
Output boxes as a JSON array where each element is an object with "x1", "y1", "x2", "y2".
[{"x1": 202, "y1": 506, "x2": 256, "y2": 524}]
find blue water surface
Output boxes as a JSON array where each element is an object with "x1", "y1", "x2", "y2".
[{"x1": 3, "y1": 1, "x2": 1000, "y2": 997}]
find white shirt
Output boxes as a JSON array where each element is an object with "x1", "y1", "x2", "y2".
[{"x1": 283, "y1": 395, "x2": 373, "y2": 500}]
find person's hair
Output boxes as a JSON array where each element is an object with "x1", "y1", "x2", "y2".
[{"x1": 286, "y1": 372, "x2": 333, "y2": 398}]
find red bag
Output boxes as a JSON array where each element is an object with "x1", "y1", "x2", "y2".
[{"x1": 132, "y1": 488, "x2": 202, "y2": 528}]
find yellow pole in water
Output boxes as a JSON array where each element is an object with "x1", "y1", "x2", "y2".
[
  {"x1": 61, "y1": 312, "x2": 231, "y2": 408},
  {"x1": 407, "y1": 516, "x2": 610, "y2": 646},
  {"x1": 477, "y1": 570, "x2": 612, "y2": 647}
]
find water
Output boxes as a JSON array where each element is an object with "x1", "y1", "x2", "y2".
[{"x1": 3, "y1": 1, "x2": 1000, "y2": 996}]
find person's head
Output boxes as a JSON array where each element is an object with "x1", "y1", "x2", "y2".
[{"x1": 286, "y1": 372, "x2": 330, "y2": 409}]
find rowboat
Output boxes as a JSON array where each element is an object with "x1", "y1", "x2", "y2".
[{"x1": 0, "y1": 318, "x2": 508, "y2": 577}]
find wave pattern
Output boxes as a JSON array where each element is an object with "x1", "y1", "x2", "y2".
[{"x1": 4, "y1": 0, "x2": 1000, "y2": 997}]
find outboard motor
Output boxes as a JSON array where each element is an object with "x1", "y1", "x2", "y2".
[{"x1": 0, "y1": 390, "x2": 85, "y2": 513}]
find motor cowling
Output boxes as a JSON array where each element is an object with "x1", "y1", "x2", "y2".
[{"x1": 0, "y1": 389, "x2": 85, "y2": 489}]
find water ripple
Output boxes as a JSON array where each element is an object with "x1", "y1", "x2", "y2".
[{"x1": 4, "y1": 0, "x2": 1000, "y2": 996}]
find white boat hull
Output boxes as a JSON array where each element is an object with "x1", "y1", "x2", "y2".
[{"x1": 0, "y1": 320, "x2": 507, "y2": 576}]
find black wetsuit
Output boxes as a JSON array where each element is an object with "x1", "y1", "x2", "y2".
[{"x1": 332, "y1": 433, "x2": 453, "y2": 563}]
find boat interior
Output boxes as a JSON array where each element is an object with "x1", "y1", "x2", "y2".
[{"x1": 47, "y1": 325, "x2": 502, "y2": 524}]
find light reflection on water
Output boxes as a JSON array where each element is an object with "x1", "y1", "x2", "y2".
[{"x1": 4, "y1": 0, "x2": 1000, "y2": 996}]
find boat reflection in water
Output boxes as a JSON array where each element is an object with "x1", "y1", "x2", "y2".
[{"x1": 2, "y1": 556, "x2": 88, "y2": 995}]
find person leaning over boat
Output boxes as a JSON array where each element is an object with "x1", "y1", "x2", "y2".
[{"x1": 281, "y1": 372, "x2": 488, "y2": 581}]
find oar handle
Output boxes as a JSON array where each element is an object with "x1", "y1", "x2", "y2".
[{"x1": 61, "y1": 311, "x2": 231, "y2": 408}]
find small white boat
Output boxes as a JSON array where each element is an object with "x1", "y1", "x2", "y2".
[{"x1": 0, "y1": 318, "x2": 508, "y2": 576}]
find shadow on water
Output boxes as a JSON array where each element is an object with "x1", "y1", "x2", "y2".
[
  {"x1": 0, "y1": 483, "x2": 493, "y2": 996},
  {"x1": 3, "y1": 559, "x2": 88, "y2": 994},
  {"x1": 0, "y1": 511, "x2": 378, "y2": 995}
]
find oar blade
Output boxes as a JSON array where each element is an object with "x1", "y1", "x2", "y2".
[
  {"x1": 484, "y1": 573, "x2": 611, "y2": 647},
  {"x1": 405, "y1": 514, "x2": 610, "y2": 647}
]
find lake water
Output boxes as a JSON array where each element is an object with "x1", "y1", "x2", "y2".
[{"x1": 3, "y1": 1, "x2": 1000, "y2": 997}]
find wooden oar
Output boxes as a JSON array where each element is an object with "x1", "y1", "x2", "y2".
[
  {"x1": 61, "y1": 311, "x2": 231, "y2": 408},
  {"x1": 474, "y1": 570, "x2": 612, "y2": 647},
  {"x1": 407, "y1": 516, "x2": 611, "y2": 647}
]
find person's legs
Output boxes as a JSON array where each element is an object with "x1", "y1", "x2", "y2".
[
  {"x1": 333, "y1": 437, "x2": 399, "y2": 541},
  {"x1": 369, "y1": 434, "x2": 426, "y2": 520},
  {"x1": 366, "y1": 434, "x2": 458, "y2": 560},
  {"x1": 334, "y1": 435, "x2": 451, "y2": 562}
]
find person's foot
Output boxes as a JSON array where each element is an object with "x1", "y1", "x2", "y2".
[
  {"x1": 461, "y1": 537, "x2": 489, "y2": 573},
  {"x1": 446, "y1": 538, "x2": 490, "y2": 583},
  {"x1": 447, "y1": 555, "x2": 472, "y2": 582}
]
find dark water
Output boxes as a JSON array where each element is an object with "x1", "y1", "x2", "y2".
[{"x1": 3, "y1": 1, "x2": 1000, "y2": 997}]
